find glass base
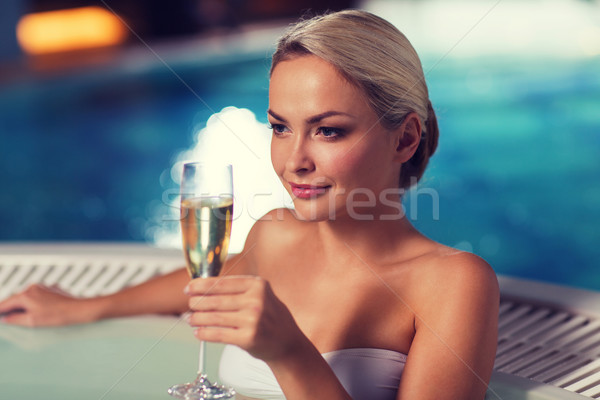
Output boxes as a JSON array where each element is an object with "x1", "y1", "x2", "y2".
[{"x1": 168, "y1": 373, "x2": 235, "y2": 399}]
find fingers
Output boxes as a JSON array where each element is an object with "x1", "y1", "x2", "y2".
[
  {"x1": 188, "y1": 292, "x2": 246, "y2": 312},
  {"x1": 188, "y1": 310, "x2": 240, "y2": 328},
  {"x1": 0, "y1": 306, "x2": 26, "y2": 319},
  {"x1": 1, "y1": 311, "x2": 34, "y2": 327},
  {"x1": 0, "y1": 291, "x2": 33, "y2": 326},
  {"x1": 0, "y1": 291, "x2": 29, "y2": 319},
  {"x1": 186, "y1": 276, "x2": 266, "y2": 313},
  {"x1": 0, "y1": 288, "x2": 39, "y2": 326},
  {"x1": 185, "y1": 279, "x2": 264, "y2": 343},
  {"x1": 0, "y1": 284, "x2": 50, "y2": 313},
  {"x1": 0, "y1": 296, "x2": 22, "y2": 315},
  {"x1": 185, "y1": 275, "x2": 262, "y2": 296},
  {"x1": 193, "y1": 326, "x2": 240, "y2": 344},
  {"x1": 187, "y1": 291, "x2": 261, "y2": 332},
  {"x1": 190, "y1": 316, "x2": 261, "y2": 348},
  {"x1": 184, "y1": 276, "x2": 279, "y2": 352},
  {"x1": 0, "y1": 284, "x2": 74, "y2": 327}
]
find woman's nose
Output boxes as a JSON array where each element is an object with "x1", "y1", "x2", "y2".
[{"x1": 285, "y1": 138, "x2": 315, "y2": 174}]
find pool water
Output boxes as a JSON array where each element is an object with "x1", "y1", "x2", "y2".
[
  {"x1": 0, "y1": 47, "x2": 598, "y2": 290},
  {"x1": 413, "y1": 56, "x2": 600, "y2": 290}
]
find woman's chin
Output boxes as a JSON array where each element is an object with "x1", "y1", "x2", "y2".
[{"x1": 289, "y1": 206, "x2": 334, "y2": 222}]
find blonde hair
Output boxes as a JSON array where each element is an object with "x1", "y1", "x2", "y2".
[{"x1": 270, "y1": 9, "x2": 439, "y2": 189}]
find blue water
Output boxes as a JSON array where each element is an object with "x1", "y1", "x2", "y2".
[
  {"x1": 0, "y1": 50, "x2": 598, "y2": 290},
  {"x1": 413, "y1": 56, "x2": 600, "y2": 290}
]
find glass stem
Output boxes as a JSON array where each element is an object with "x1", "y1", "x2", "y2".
[{"x1": 198, "y1": 340, "x2": 206, "y2": 375}]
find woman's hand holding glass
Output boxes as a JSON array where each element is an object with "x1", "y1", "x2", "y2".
[{"x1": 186, "y1": 276, "x2": 304, "y2": 362}]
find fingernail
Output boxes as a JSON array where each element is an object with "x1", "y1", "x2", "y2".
[
  {"x1": 183, "y1": 284, "x2": 190, "y2": 295},
  {"x1": 184, "y1": 313, "x2": 191, "y2": 324}
]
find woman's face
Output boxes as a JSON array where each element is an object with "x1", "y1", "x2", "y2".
[{"x1": 268, "y1": 55, "x2": 402, "y2": 221}]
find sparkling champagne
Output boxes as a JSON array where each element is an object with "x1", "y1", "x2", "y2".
[{"x1": 181, "y1": 196, "x2": 233, "y2": 278}]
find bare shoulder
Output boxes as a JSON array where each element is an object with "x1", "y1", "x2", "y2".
[
  {"x1": 397, "y1": 248, "x2": 499, "y2": 398},
  {"x1": 407, "y1": 245, "x2": 499, "y2": 314},
  {"x1": 234, "y1": 208, "x2": 306, "y2": 274},
  {"x1": 435, "y1": 248, "x2": 498, "y2": 292},
  {"x1": 243, "y1": 208, "x2": 303, "y2": 246}
]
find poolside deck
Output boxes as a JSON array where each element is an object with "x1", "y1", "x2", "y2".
[{"x1": 1, "y1": 243, "x2": 599, "y2": 399}]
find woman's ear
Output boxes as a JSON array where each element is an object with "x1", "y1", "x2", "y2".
[{"x1": 393, "y1": 112, "x2": 422, "y2": 163}]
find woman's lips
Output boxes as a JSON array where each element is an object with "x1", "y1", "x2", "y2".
[{"x1": 290, "y1": 183, "x2": 331, "y2": 199}]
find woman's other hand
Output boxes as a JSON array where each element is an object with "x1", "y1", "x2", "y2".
[
  {"x1": 186, "y1": 276, "x2": 304, "y2": 362},
  {"x1": 0, "y1": 284, "x2": 95, "y2": 327}
]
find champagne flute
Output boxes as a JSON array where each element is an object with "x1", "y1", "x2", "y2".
[{"x1": 168, "y1": 162, "x2": 235, "y2": 400}]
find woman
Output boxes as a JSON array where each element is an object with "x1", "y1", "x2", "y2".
[{"x1": 0, "y1": 10, "x2": 499, "y2": 400}]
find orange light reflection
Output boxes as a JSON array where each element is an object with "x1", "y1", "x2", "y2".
[{"x1": 17, "y1": 6, "x2": 128, "y2": 55}]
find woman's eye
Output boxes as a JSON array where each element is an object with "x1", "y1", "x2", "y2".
[
  {"x1": 318, "y1": 127, "x2": 343, "y2": 139},
  {"x1": 269, "y1": 123, "x2": 289, "y2": 136}
]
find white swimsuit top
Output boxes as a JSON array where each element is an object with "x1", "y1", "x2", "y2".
[{"x1": 218, "y1": 344, "x2": 407, "y2": 400}]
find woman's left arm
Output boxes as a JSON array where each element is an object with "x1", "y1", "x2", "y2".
[
  {"x1": 397, "y1": 253, "x2": 499, "y2": 400},
  {"x1": 186, "y1": 276, "x2": 352, "y2": 400}
]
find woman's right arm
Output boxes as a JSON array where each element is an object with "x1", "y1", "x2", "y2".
[
  {"x1": 0, "y1": 209, "x2": 270, "y2": 328},
  {"x1": 0, "y1": 267, "x2": 190, "y2": 327}
]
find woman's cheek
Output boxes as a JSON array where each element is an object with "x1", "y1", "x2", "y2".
[
  {"x1": 321, "y1": 147, "x2": 363, "y2": 183},
  {"x1": 270, "y1": 143, "x2": 286, "y2": 179}
]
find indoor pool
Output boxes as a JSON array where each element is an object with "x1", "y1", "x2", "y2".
[{"x1": 0, "y1": 31, "x2": 599, "y2": 291}]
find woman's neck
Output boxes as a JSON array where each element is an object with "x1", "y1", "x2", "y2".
[{"x1": 312, "y1": 210, "x2": 421, "y2": 268}]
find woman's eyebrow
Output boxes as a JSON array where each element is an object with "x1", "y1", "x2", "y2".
[
  {"x1": 306, "y1": 111, "x2": 354, "y2": 124},
  {"x1": 267, "y1": 109, "x2": 287, "y2": 122},
  {"x1": 267, "y1": 109, "x2": 355, "y2": 124}
]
